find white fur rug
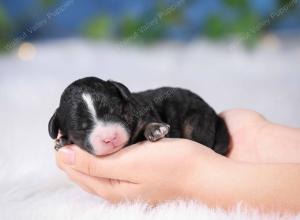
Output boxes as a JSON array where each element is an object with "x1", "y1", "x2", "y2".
[{"x1": 0, "y1": 38, "x2": 300, "y2": 219}]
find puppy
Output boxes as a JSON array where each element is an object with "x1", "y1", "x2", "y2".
[{"x1": 49, "y1": 77, "x2": 229, "y2": 156}]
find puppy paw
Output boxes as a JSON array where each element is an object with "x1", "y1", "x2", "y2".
[
  {"x1": 54, "y1": 136, "x2": 71, "y2": 151},
  {"x1": 144, "y1": 123, "x2": 170, "y2": 142}
]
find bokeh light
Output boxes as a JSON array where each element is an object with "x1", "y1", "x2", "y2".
[{"x1": 17, "y1": 42, "x2": 37, "y2": 61}]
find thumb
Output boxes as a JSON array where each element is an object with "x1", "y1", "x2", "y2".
[{"x1": 56, "y1": 145, "x2": 135, "y2": 181}]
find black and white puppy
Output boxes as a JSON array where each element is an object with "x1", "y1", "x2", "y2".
[{"x1": 48, "y1": 77, "x2": 229, "y2": 156}]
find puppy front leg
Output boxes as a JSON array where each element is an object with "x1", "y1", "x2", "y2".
[{"x1": 144, "y1": 122, "x2": 170, "y2": 142}]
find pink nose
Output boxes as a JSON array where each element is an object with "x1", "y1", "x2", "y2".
[
  {"x1": 89, "y1": 124, "x2": 129, "y2": 155},
  {"x1": 103, "y1": 136, "x2": 117, "y2": 144}
]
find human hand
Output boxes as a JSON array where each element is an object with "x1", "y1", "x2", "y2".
[
  {"x1": 220, "y1": 109, "x2": 267, "y2": 162},
  {"x1": 54, "y1": 108, "x2": 268, "y2": 204},
  {"x1": 55, "y1": 108, "x2": 300, "y2": 209},
  {"x1": 221, "y1": 109, "x2": 300, "y2": 163},
  {"x1": 55, "y1": 138, "x2": 229, "y2": 204}
]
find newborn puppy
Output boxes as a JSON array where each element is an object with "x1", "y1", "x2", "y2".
[{"x1": 48, "y1": 77, "x2": 229, "y2": 156}]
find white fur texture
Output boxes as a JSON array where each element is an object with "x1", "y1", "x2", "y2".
[
  {"x1": 82, "y1": 93, "x2": 97, "y2": 121},
  {"x1": 1, "y1": 38, "x2": 300, "y2": 219}
]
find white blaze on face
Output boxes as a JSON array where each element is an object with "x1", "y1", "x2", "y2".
[
  {"x1": 82, "y1": 93, "x2": 129, "y2": 155},
  {"x1": 82, "y1": 93, "x2": 97, "y2": 120}
]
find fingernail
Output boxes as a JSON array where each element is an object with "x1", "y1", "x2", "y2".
[{"x1": 59, "y1": 147, "x2": 75, "y2": 165}]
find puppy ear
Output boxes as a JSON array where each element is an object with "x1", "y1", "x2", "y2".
[
  {"x1": 48, "y1": 109, "x2": 60, "y2": 139},
  {"x1": 108, "y1": 80, "x2": 131, "y2": 100}
]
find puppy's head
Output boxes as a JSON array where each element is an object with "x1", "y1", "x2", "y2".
[{"x1": 49, "y1": 77, "x2": 136, "y2": 155}]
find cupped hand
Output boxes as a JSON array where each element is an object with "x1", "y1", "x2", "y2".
[
  {"x1": 55, "y1": 109, "x2": 300, "y2": 210},
  {"x1": 55, "y1": 138, "x2": 227, "y2": 203},
  {"x1": 55, "y1": 109, "x2": 271, "y2": 203}
]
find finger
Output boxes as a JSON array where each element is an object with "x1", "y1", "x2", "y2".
[
  {"x1": 63, "y1": 166, "x2": 137, "y2": 203},
  {"x1": 56, "y1": 155, "x2": 101, "y2": 195},
  {"x1": 56, "y1": 145, "x2": 139, "y2": 182},
  {"x1": 69, "y1": 177, "x2": 96, "y2": 195}
]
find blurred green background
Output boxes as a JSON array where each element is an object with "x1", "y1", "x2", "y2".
[{"x1": 0, "y1": 0, "x2": 300, "y2": 52}]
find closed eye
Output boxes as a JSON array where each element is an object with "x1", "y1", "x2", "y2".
[{"x1": 69, "y1": 129, "x2": 87, "y2": 133}]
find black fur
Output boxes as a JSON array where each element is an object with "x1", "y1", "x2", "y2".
[{"x1": 49, "y1": 77, "x2": 229, "y2": 155}]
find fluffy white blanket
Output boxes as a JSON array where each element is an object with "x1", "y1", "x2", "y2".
[{"x1": 0, "y1": 39, "x2": 299, "y2": 219}]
